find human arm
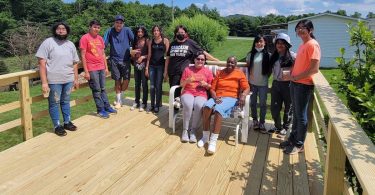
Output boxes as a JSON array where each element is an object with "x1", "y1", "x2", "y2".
[
  {"x1": 203, "y1": 51, "x2": 219, "y2": 61},
  {"x1": 80, "y1": 49, "x2": 90, "y2": 81},
  {"x1": 145, "y1": 39, "x2": 152, "y2": 78},
  {"x1": 164, "y1": 38, "x2": 170, "y2": 81},
  {"x1": 286, "y1": 59, "x2": 319, "y2": 81},
  {"x1": 38, "y1": 58, "x2": 49, "y2": 93}
]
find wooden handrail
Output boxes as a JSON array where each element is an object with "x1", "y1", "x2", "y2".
[{"x1": 312, "y1": 71, "x2": 375, "y2": 195}]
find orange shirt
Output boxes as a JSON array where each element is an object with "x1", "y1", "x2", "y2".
[
  {"x1": 212, "y1": 69, "x2": 249, "y2": 98},
  {"x1": 291, "y1": 39, "x2": 321, "y2": 85}
]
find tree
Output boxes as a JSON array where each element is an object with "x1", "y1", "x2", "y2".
[
  {"x1": 0, "y1": 60, "x2": 9, "y2": 75},
  {"x1": 336, "y1": 9, "x2": 347, "y2": 16},
  {"x1": 5, "y1": 21, "x2": 48, "y2": 70},
  {"x1": 167, "y1": 14, "x2": 228, "y2": 52},
  {"x1": 367, "y1": 12, "x2": 375, "y2": 19},
  {"x1": 351, "y1": 12, "x2": 361, "y2": 18}
]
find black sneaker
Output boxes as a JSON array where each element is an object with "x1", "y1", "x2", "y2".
[
  {"x1": 264, "y1": 127, "x2": 280, "y2": 134},
  {"x1": 279, "y1": 140, "x2": 292, "y2": 149},
  {"x1": 64, "y1": 121, "x2": 77, "y2": 131},
  {"x1": 154, "y1": 107, "x2": 159, "y2": 113},
  {"x1": 55, "y1": 125, "x2": 67, "y2": 136}
]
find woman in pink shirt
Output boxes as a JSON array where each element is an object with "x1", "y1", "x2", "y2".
[{"x1": 179, "y1": 51, "x2": 213, "y2": 143}]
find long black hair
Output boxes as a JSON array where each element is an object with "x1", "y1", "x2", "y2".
[
  {"x1": 295, "y1": 19, "x2": 316, "y2": 39},
  {"x1": 132, "y1": 25, "x2": 148, "y2": 48},
  {"x1": 173, "y1": 25, "x2": 188, "y2": 40},
  {"x1": 270, "y1": 39, "x2": 294, "y2": 68},
  {"x1": 248, "y1": 35, "x2": 271, "y2": 75}
]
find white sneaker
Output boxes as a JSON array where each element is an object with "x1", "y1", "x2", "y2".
[
  {"x1": 197, "y1": 131, "x2": 210, "y2": 148},
  {"x1": 189, "y1": 132, "x2": 197, "y2": 143},
  {"x1": 130, "y1": 103, "x2": 138, "y2": 111},
  {"x1": 173, "y1": 97, "x2": 181, "y2": 109},
  {"x1": 207, "y1": 133, "x2": 219, "y2": 154},
  {"x1": 114, "y1": 101, "x2": 122, "y2": 109},
  {"x1": 181, "y1": 130, "x2": 189, "y2": 143},
  {"x1": 139, "y1": 107, "x2": 144, "y2": 112},
  {"x1": 277, "y1": 129, "x2": 288, "y2": 138}
]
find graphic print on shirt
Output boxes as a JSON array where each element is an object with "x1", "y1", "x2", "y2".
[
  {"x1": 89, "y1": 39, "x2": 102, "y2": 57},
  {"x1": 169, "y1": 45, "x2": 189, "y2": 57}
]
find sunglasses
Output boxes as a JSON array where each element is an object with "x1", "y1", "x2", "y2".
[{"x1": 195, "y1": 58, "x2": 205, "y2": 61}]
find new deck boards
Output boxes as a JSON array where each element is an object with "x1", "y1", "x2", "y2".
[{"x1": 0, "y1": 106, "x2": 322, "y2": 194}]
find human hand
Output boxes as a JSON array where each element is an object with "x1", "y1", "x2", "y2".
[
  {"x1": 42, "y1": 83, "x2": 50, "y2": 98},
  {"x1": 214, "y1": 97, "x2": 222, "y2": 104},
  {"x1": 84, "y1": 72, "x2": 90, "y2": 81}
]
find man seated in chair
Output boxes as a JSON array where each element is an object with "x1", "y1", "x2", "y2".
[
  {"x1": 199, "y1": 56, "x2": 250, "y2": 154},
  {"x1": 180, "y1": 51, "x2": 213, "y2": 143}
]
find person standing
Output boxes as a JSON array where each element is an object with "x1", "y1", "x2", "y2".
[
  {"x1": 246, "y1": 35, "x2": 272, "y2": 132},
  {"x1": 80, "y1": 19, "x2": 117, "y2": 118},
  {"x1": 130, "y1": 26, "x2": 149, "y2": 112},
  {"x1": 146, "y1": 25, "x2": 169, "y2": 113},
  {"x1": 104, "y1": 15, "x2": 134, "y2": 109},
  {"x1": 281, "y1": 19, "x2": 321, "y2": 155},
  {"x1": 266, "y1": 33, "x2": 296, "y2": 137},
  {"x1": 165, "y1": 25, "x2": 218, "y2": 102},
  {"x1": 36, "y1": 22, "x2": 79, "y2": 136}
]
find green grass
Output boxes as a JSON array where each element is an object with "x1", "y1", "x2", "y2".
[{"x1": 210, "y1": 38, "x2": 252, "y2": 61}]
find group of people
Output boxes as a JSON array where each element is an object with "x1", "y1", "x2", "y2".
[{"x1": 36, "y1": 14, "x2": 320, "y2": 156}]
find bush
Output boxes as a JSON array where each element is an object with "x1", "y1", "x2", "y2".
[
  {"x1": 0, "y1": 60, "x2": 9, "y2": 75},
  {"x1": 336, "y1": 21, "x2": 375, "y2": 143},
  {"x1": 166, "y1": 14, "x2": 228, "y2": 52}
]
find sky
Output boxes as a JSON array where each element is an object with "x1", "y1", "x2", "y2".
[{"x1": 65, "y1": 0, "x2": 375, "y2": 17}]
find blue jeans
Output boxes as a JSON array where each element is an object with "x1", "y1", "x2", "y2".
[
  {"x1": 250, "y1": 84, "x2": 268, "y2": 124},
  {"x1": 134, "y1": 67, "x2": 148, "y2": 106},
  {"x1": 48, "y1": 82, "x2": 73, "y2": 128},
  {"x1": 89, "y1": 70, "x2": 111, "y2": 112},
  {"x1": 149, "y1": 65, "x2": 164, "y2": 108},
  {"x1": 288, "y1": 82, "x2": 314, "y2": 147}
]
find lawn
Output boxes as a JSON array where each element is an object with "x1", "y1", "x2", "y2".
[{"x1": 0, "y1": 37, "x2": 345, "y2": 151}]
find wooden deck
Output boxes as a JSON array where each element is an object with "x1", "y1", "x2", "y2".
[{"x1": 0, "y1": 105, "x2": 323, "y2": 194}]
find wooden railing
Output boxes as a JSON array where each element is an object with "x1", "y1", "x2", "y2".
[
  {"x1": 1, "y1": 63, "x2": 374, "y2": 194},
  {"x1": 311, "y1": 71, "x2": 375, "y2": 195}
]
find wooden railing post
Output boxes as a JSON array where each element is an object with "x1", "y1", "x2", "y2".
[
  {"x1": 19, "y1": 76, "x2": 33, "y2": 140},
  {"x1": 323, "y1": 121, "x2": 345, "y2": 195},
  {"x1": 307, "y1": 94, "x2": 314, "y2": 132}
]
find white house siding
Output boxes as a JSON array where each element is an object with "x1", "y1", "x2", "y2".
[{"x1": 287, "y1": 14, "x2": 363, "y2": 67}]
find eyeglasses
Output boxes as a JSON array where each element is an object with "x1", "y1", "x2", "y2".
[
  {"x1": 195, "y1": 58, "x2": 205, "y2": 61},
  {"x1": 295, "y1": 27, "x2": 307, "y2": 32}
]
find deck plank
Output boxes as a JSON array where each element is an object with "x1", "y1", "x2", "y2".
[{"x1": 0, "y1": 107, "x2": 321, "y2": 194}]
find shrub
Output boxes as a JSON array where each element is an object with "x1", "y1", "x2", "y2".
[
  {"x1": 166, "y1": 14, "x2": 228, "y2": 52},
  {"x1": 336, "y1": 21, "x2": 375, "y2": 143},
  {"x1": 0, "y1": 60, "x2": 9, "y2": 75}
]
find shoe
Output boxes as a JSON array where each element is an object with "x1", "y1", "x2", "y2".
[
  {"x1": 181, "y1": 130, "x2": 189, "y2": 143},
  {"x1": 106, "y1": 107, "x2": 118, "y2": 114},
  {"x1": 148, "y1": 106, "x2": 154, "y2": 113},
  {"x1": 114, "y1": 101, "x2": 122, "y2": 109},
  {"x1": 139, "y1": 104, "x2": 146, "y2": 112},
  {"x1": 130, "y1": 103, "x2": 139, "y2": 111},
  {"x1": 259, "y1": 123, "x2": 266, "y2": 133},
  {"x1": 207, "y1": 133, "x2": 219, "y2": 154},
  {"x1": 173, "y1": 97, "x2": 181, "y2": 109},
  {"x1": 64, "y1": 121, "x2": 77, "y2": 131},
  {"x1": 253, "y1": 120, "x2": 259, "y2": 130},
  {"x1": 264, "y1": 126, "x2": 280, "y2": 134},
  {"x1": 279, "y1": 140, "x2": 292, "y2": 149},
  {"x1": 154, "y1": 107, "x2": 159, "y2": 113},
  {"x1": 98, "y1": 110, "x2": 110, "y2": 119},
  {"x1": 54, "y1": 125, "x2": 67, "y2": 136},
  {"x1": 284, "y1": 145, "x2": 304, "y2": 155},
  {"x1": 189, "y1": 132, "x2": 197, "y2": 143},
  {"x1": 198, "y1": 131, "x2": 210, "y2": 148},
  {"x1": 277, "y1": 129, "x2": 288, "y2": 138}
]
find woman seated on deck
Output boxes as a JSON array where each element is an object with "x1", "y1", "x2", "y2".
[
  {"x1": 200, "y1": 56, "x2": 250, "y2": 154},
  {"x1": 180, "y1": 51, "x2": 214, "y2": 143}
]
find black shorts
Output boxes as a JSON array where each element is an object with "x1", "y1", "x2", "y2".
[{"x1": 110, "y1": 59, "x2": 131, "y2": 81}]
